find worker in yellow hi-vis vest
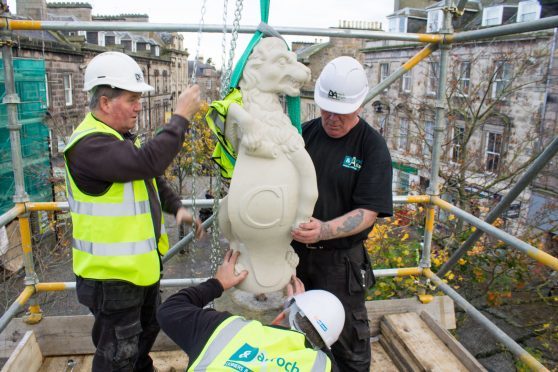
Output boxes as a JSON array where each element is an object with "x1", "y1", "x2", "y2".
[
  {"x1": 64, "y1": 51, "x2": 205, "y2": 372},
  {"x1": 158, "y1": 250, "x2": 345, "y2": 371}
]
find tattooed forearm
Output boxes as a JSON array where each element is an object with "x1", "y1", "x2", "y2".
[
  {"x1": 337, "y1": 209, "x2": 364, "y2": 234},
  {"x1": 318, "y1": 221, "x2": 334, "y2": 240}
]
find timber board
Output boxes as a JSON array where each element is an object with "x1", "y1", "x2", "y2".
[
  {"x1": 371, "y1": 339, "x2": 399, "y2": 372},
  {"x1": 383, "y1": 312, "x2": 469, "y2": 371},
  {"x1": 0, "y1": 315, "x2": 176, "y2": 358},
  {"x1": 366, "y1": 296, "x2": 455, "y2": 336},
  {"x1": 1, "y1": 331, "x2": 42, "y2": 372}
]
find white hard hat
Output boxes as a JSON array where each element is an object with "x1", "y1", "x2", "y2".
[
  {"x1": 83, "y1": 51, "x2": 154, "y2": 93},
  {"x1": 314, "y1": 56, "x2": 368, "y2": 114},
  {"x1": 288, "y1": 290, "x2": 345, "y2": 348}
]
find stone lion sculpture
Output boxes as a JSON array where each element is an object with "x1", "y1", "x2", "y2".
[{"x1": 219, "y1": 37, "x2": 318, "y2": 293}]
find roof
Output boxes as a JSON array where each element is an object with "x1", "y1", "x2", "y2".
[
  {"x1": 295, "y1": 42, "x2": 330, "y2": 62},
  {"x1": 387, "y1": 8, "x2": 428, "y2": 19},
  {"x1": 47, "y1": 2, "x2": 92, "y2": 9}
]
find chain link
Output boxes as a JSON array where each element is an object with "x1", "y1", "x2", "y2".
[
  {"x1": 219, "y1": 0, "x2": 244, "y2": 98},
  {"x1": 219, "y1": 0, "x2": 229, "y2": 92},
  {"x1": 191, "y1": 0, "x2": 207, "y2": 85}
]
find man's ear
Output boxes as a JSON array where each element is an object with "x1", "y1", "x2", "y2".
[
  {"x1": 271, "y1": 310, "x2": 287, "y2": 326},
  {"x1": 98, "y1": 95, "x2": 111, "y2": 114}
]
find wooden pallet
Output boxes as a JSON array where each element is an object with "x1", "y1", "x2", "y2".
[
  {"x1": 0, "y1": 296, "x2": 470, "y2": 371},
  {"x1": 380, "y1": 312, "x2": 486, "y2": 372}
]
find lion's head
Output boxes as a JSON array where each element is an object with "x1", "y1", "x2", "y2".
[{"x1": 240, "y1": 37, "x2": 310, "y2": 97}]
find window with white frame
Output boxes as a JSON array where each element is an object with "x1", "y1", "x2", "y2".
[
  {"x1": 380, "y1": 63, "x2": 390, "y2": 82},
  {"x1": 379, "y1": 115, "x2": 388, "y2": 137},
  {"x1": 451, "y1": 126, "x2": 464, "y2": 163},
  {"x1": 63, "y1": 74, "x2": 73, "y2": 106},
  {"x1": 518, "y1": 0, "x2": 541, "y2": 22},
  {"x1": 492, "y1": 61, "x2": 512, "y2": 98},
  {"x1": 98, "y1": 31, "x2": 105, "y2": 47},
  {"x1": 388, "y1": 16, "x2": 407, "y2": 33},
  {"x1": 399, "y1": 118, "x2": 409, "y2": 150},
  {"x1": 427, "y1": 9, "x2": 443, "y2": 33},
  {"x1": 482, "y1": 6, "x2": 503, "y2": 26},
  {"x1": 306, "y1": 103, "x2": 316, "y2": 121},
  {"x1": 44, "y1": 74, "x2": 49, "y2": 108},
  {"x1": 424, "y1": 120, "x2": 434, "y2": 155},
  {"x1": 401, "y1": 69, "x2": 412, "y2": 93},
  {"x1": 428, "y1": 62, "x2": 439, "y2": 95},
  {"x1": 458, "y1": 61, "x2": 471, "y2": 96},
  {"x1": 485, "y1": 131, "x2": 503, "y2": 173}
]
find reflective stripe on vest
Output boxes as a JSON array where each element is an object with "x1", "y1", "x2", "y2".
[
  {"x1": 192, "y1": 318, "x2": 249, "y2": 371},
  {"x1": 67, "y1": 181, "x2": 150, "y2": 217},
  {"x1": 73, "y1": 238, "x2": 156, "y2": 256},
  {"x1": 189, "y1": 317, "x2": 330, "y2": 372},
  {"x1": 64, "y1": 113, "x2": 166, "y2": 286}
]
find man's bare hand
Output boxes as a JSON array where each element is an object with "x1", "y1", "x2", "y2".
[
  {"x1": 286, "y1": 275, "x2": 305, "y2": 298},
  {"x1": 174, "y1": 85, "x2": 201, "y2": 121},
  {"x1": 215, "y1": 250, "x2": 248, "y2": 290},
  {"x1": 175, "y1": 207, "x2": 205, "y2": 240},
  {"x1": 291, "y1": 217, "x2": 327, "y2": 244}
]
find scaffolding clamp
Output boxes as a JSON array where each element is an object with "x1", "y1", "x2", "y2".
[
  {"x1": 23, "y1": 304, "x2": 43, "y2": 325},
  {"x1": 445, "y1": 6, "x2": 465, "y2": 17},
  {"x1": 0, "y1": 38, "x2": 17, "y2": 48}
]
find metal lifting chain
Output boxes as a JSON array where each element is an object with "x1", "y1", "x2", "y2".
[
  {"x1": 189, "y1": 0, "x2": 207, "y2": 245},
  {"x1": 191, "y1": 0, "x2": 207, "y2": 85},
  {"x1": 219, "y1": 0, "x2": 244, "y2": 98},
  {"x1": 219, "y1": 0, "x2": 230, "y2": 93}
]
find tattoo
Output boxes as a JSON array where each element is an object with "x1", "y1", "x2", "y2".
[
  {"x1": 337, "y1": 209, "x2": 364, "y2": 234},
  {"x1": 319, "y1": 222, "x2": 334, "y2": 240}
]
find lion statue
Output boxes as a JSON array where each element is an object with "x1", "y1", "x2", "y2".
[{"x1": 219, "y1": 37, "x2": 318, "y2": 294}]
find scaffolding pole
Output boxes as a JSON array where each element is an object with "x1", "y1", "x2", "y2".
[
  {"x1": 438, "y1": 136, "x2": 558, "y2": 277},
  {"x1": 432, "y1": 196, "x2": 558, "y2": 272},
  {"x1": 424, "y1": 269, "x2": 549, "y2": 372}
]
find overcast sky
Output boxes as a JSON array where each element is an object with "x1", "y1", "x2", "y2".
[{"x1": 7, "y1": 0, "x2": 395, "y2": 68}]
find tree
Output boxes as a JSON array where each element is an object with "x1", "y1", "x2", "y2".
[{"x1": 165, "y1": 102, "x2": 215, "y2": 197}]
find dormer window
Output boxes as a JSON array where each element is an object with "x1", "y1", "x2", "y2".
[
  {"x1": 427, "y1": 9, "x2": 443, "y2": 33},
  {"x1": 517, "y1": 0, "x2": 541, "y2": 22},
  {"x1": 482, "y1": 5, "x2": 517, "y2": 26},
  {"x1": 388, "y1": 16, "x2": 407, "y2": 33}
]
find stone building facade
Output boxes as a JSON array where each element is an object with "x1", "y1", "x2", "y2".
[
  {"x1": 12, "y1": 0, "x2": 191, "y2": 148},
  {"x1": 361, "y1": 0, "x2": 557, "y2": 239},
  {"x1": 294, "y1": 20, "x2": 382, "y2": 122}
]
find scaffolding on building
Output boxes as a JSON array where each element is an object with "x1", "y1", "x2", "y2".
[{"x1": 0, "y1": 1, "x2": 557, "y2": 370}]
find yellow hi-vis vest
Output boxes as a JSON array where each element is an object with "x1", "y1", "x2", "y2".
[
  {"x1": 189, "y1": 316, "x2": 331, "y2": 372},
  {"x1": 205, "y1": 88, "x2": 243, "y2": 179},
  {"x1": 63, "y1": 113, "x2": 169, "y2": 286}
]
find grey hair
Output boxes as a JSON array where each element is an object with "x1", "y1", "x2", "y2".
[
  {"x1": 89, "y1": 85, "x2": 125, "y2": 110},
  {"x1": 295, "y1": 312, "x2": 327, "y2": 350}
]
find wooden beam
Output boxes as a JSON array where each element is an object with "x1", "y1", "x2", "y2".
[
  {"x1": 0, "y1": 316, "x2": 178, "y2": 358},
  {"x1": 1, "y1": 331, "x2": 42, "y2": 372},
  {"x1": 366, "y1": 296, "x2": 455, "y2": 336},
  {"x1": 420, "y1": 311, "x2": 487, "y2": 372},
  {"x1": 383, "y1": 312, "x2": 469, "y2": 371}
]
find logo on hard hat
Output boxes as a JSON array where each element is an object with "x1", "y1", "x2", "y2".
[
  {"x1": 328, "y1": 90, "x2": 345, "y2": 101},
  {"x1": 135, "y1": 73, "x2": 143, "y2": 83}
]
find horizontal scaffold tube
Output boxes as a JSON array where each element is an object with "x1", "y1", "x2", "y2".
[
  {"x1": 393, "y1": 195, "x2": 431, "y2": 204},
  {"x1": 0, "y1": 286, "x2": 35, "y2": 334},
  {"x1": 423, "y1": 269, "x2": 549, "y2": 372},
  {"x1": 432, "y1": 196, "x2": 558, "y2": 272},
  {"x1": 0, "y1": 203, "x2": 24, "y2": 228},
  {"x1": 2, "y1": 19, "x2": 444, "y2": 43}
]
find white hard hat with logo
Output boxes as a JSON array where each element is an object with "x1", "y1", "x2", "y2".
[
  {"x1": 83, "y1": 51, "x2": 154, "y2": 93},
  {"x1": 288, "y1": 290, "x2": 345, "y2": 348},
  {"x1": 314, "y1": 56, "x2": 368, "y2": 114}
]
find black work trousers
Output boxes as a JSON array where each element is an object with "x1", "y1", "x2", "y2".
[
  {"x1": 294, "y1": 243, "x2": 371, "y2": 372},
  {"x1": 76, "y1": 277, "x2": 161, "y2": 372}
]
